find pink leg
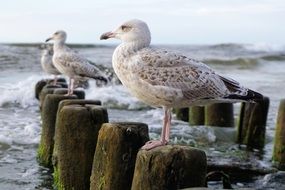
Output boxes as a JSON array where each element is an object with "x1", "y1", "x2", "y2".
[
  {"x1": 141, "y1": 107, "x2": 172, "y2": 150},
  {"x1": 53, "y1": 75, "x2": 58, "y2": 85},
  {"x1": 65, "y1": 78, "x2": 74, "y2": 96},
  {"x1": 70, "y1": 78, "x2": 74, "y2": 95},
  {"x1": 165, "y1": 108, "x2": 172, "y2": 142}
]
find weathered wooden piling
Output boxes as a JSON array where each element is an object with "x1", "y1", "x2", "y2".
[
  {"x1": 90, "y1": 122, "x2": 149, "y2": 190},
  {"x1": 174, "y1": 108, "x2": 189, "y2": 122},
  {"x1": 237, "y1": 97, "x2": 269, "y2": 149},
  {"x1": 35, "y1": 80, "x2": 49, "y2": 100},
  {"x1": 54, "y1": 99, "x2": 103, "y2": 162},
  {"x1": 57, "y1": 99, "x2": 102, "y2": 110},
  {"x1": 35, "y1": 78, "x2": 67, "y2": 100},
  {"x1": 273, "y1": 99, "x2": 285, "y2": 170},
  {"x1": 53, "y1": 88, "x2": 85, "y2": 99},
  {"x1": 39, "y1": 85, "x2": 65, "y2": 109},
  {"x1": 53, "y1": 102, "x2": 108, "y2": 190},
  {"x1": 131, "y1": 145, "x2": 207, "y2": 190},
  {"x1": 205, "y1": 103, "x2": 234, "y2": 127},
  {"x1": 189, "y1": 106, "x2": 205, "y2": 126},
  {"x1": 37, "y1": 94, "x2": 77, "y2": 167}
]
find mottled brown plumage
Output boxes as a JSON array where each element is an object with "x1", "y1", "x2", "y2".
[
  {"x1": 46, "y1": 30, "x2": 108, "y2": 95},
  {"x1": 101, "y1": 19, "x2": 262, "y2": 150}
]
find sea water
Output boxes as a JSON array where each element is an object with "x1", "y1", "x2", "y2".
[{"x1": 0, "y1": 43, "x2": 285, "y2": 189}]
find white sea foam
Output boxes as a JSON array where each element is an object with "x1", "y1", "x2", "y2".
[
  {"x1": 243, "y1": 43, "x2": 285, "y2": 52},
  {"x1": 21, "y1": 168, "x2": 39, "y2": 178},
  {"x1": 21, "y1": 123, "x2": 41, "y2": 144},
  {"x1": 139, "y1": 108, "x2": 217, "y2": 144},
  {"x1": 0, "y1": 134, "x2": 13, "y2": 145},
  {"x1": 0, "y1": 154, "x2": 18, "y2": 164},
  {"x1": 85, "y1": 83, "x2": 147, "y2": 109},
  {"x1": 0, "y1": 121, "x2": 41, "y2": 145},
  {"x1": 0, "y1": 75, "x2": 42, "y2": 108}
]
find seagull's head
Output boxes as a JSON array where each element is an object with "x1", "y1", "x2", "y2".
[
  {"x1": 100, "y1": 19, "x2": 151, "y2": 45},
  {"x1": 45, "y1": 30, "x2": 67, "y2": 43}
]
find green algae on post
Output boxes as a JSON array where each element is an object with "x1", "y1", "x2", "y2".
[
  {"x1": 189, "y1": 106, "x2": 205, "y2": 126},
  {"x1": 131, "y1": 145, "x2": 207, "y2": 190},
  {"x1": 37, "y1": 94, "x2": 77, "y2": 167},
  {"x1": 90, "y1": 122, "x2": 149, "y2": 190},
  {"x1": 53, "y1": 102, "x2": 108, "y2": 190},
  {"x1": 205, "y1": 103, "x2": 234, "y2": 127},
  {"x1": 273, "y1": 99, "x2": 285, "y2": 170}
]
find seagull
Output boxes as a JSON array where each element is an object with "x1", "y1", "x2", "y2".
[
  {"x1": 40, "y1": 45, "x2": 61, "y2": 85},
  {"x1": 100, "y1": 19, "x2": 263, "y2": 150},
  {"x1": 45, "y1": 30, "x2": 108, "y2": 95}
]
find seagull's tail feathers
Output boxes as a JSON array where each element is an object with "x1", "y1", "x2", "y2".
[
  {"x1": 78, "y1": 63, "x2": 110, "y2": 85},
  {"x1": 88, "y1": 66, "x2": 110, "y2": 84},
  {"x1": 225, "y1": 89, "x2": 263, "y2": 102},
  {"x1": 220, "y1": 76, "x2": 263, "y2": 102},
  {"x1": 90, "y1": 75, "x2": 109, "y2": 84}
]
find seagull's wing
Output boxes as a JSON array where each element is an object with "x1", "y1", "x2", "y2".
[
  {"x1": 55, "y1": 51, "x2": 107, "y2": 82},
  {"x1": 41, "y1": 53, "x2": 61, "y2": 75},
  {"x1": 134, "y1": 48, "x2": 250, "y2": 100}
]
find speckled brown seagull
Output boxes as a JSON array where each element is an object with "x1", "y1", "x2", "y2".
[
  {"x1": 46, "y1": 30, "x2": 108, "y2": 95},
  {"x1": 100, "y1": 19, "x2": 263, "y2": 150},
  {"x1": 41, "y1": 45, "x2": 61, "y2": 85}
]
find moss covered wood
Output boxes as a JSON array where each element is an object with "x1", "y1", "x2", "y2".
[
  {"x1": 53, "y1": 103, "x2": 108, "y2": 190},
  {"x1": 90, "y1": 122, "x2": 149, "y2": 190},
  {"x1": 53, "y1": 88, "x2": 85, "y2": 99},
  {"x1": 189, "y1": 106, "x2": 205, "y2": 126},
  {"x1": 35, "y1": 78, "x2": 67, "y2": 100},
  {"x1": 39, "y1": 85, "x2": 63, "y2": 109},
  {"x1": 273, "y1": 99, "x2": 285, "y2": 170},
  {"x1": 131, "y1": 145, "x2": 207, "y2": 190},
  {"x1": 237, "y1": 97, "x2": 269, "y2": 149},
  {"x1": 205, "y1": 103, "x2": 234, "y2": 127},
  {"x1": 37, "y1": 94, "x2": 77, "y2": 167},
  {"x1": 174, "y1": 108, "x2": 189, "y2": 122},
  {"x1": 35, "y1": 80, "x2": 48, "y2": 100}
]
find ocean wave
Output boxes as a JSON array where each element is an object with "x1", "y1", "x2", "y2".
[
  {"x1": 0, "y1": 76, "x2": 42, "y2": 108},
  {"x1": 204, "y1": 57, "x2": 258, "y2": 65},
  {"x1": 85, "y1": 82, "x2": 148, "y2": 110},
  {"x1": 204, "y1": 54, "x2": 285, "y2": 66},
  {"x1": 0, "y1": 74, "x2": 146, "y2": 110},
  {"x1": 0, "y1": 122, "x2": 40, "y2": 145},
  {"x1": 209, "y1": 43, "x2": 285, "y2": 52},
  {"x1": 260, "y1": 54, "x2": 285, "y2": 61},
  {"x1": 243, "y1": 43, "x2": 285, "y2": 52}
]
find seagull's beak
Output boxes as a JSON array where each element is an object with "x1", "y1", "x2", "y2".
[
  {"x1": 45, "y1": 37, "x2": 53, "y2": 43},
  {"x1": 100, "y1": 31, "x2": 115, "y2": 40}
]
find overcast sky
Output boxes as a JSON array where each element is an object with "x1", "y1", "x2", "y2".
[{"x1": 0, "y1": 0, "x2": 284, "y2": 45}]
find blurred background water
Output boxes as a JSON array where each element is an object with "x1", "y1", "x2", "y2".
[{"x1": 0, "y1": 43, "x2": 285, "y2": 189}]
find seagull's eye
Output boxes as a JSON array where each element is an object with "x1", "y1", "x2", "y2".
[
  {"x1": 54, "y1": 32, "x2": 59, "y2": 35},
  {"x1": 121, "y1": 25, "x2": 131, "y2": 32}
]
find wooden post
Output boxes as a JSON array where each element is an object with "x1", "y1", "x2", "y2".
[
  {"x1": 131, "y1": 145, "x2": 207, "y2": 190},
  {"x1": 174, "y1": 108, "x2": 189, "y2": 122},
  {"x1": 53, "y1": 88, "x2": 85, "y2": 99},
  {"x1": 90, "y1": 122, "x2": 149, "y2": 190},
  {"x1": 37, "y1": 94, "x2": 77, "y2": 167},
  {"x1": 39, "y1": 85, "x2": 65, "y2": 109},
  {"x1": 273, "y1": 99, "x2": 285, "y2": 170},
  {"x1": 237, "y1": 97, "x2": 269, "y2": 149},
  {"x1": 35, "y1": 79, "x2": 49, "y2": 100},
  {"x1": 57, "y1": 99, "x2": 102, "y2": 111},
  {"x1": 205, "y1": 103, "x2": 234, "y2": 127},
  {"x1": 189, "y1": 106, "x2": 205, "y2": 126},
  {"x1": 54, "y1": 100, "x2": 102, "y2": 151},
  {"x1": 53, "y1": 102, "x2": 108, "y2": 190},
  {"x1": 35, "y1": 79, "x2": 67, "y2": 100}
]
